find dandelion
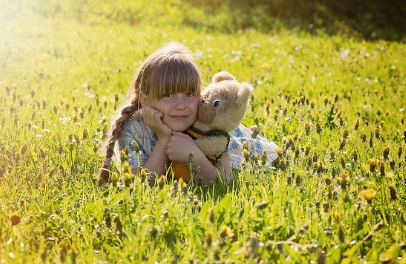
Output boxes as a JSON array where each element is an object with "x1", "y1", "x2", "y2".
[
  {"x1": 110, "y1": 172, "x2": 118, "y2": 186},
  {"x1": 342, "y1": 129, "x2": 349, "y2": 138},
  {"x1": 261, "y1": 150, "x2": 267, "y2": 166},
  {"x1": 361, "y1": 133, "x2": 366, "y2": 142},
  {"x1": 252, "y1": 153, "x2": 258, "y2": 164},
  {"x1": 205, "y1": 230, "x2": 213, "y2": 247},
  {"x1": 158, "y1": 175, "x2": 166, "y2": 189},
  {"x1": 278, "y1": 158, "x2": 286, "y2": 170},
  {"x1": 352, "y1": 150, "x2": 358, "y2": 162},
  {"x1": 316, "y1": 123, "x2": 322, "y2": 134},
  {"x1": 220, "y1": 225, "x2": 234, "y2": 239},
  {"x1": 208, "y1": 208, "x2": 215, "y2": 224},
  {"x1": 339, "y1": 138, "x2": 346, "y2": 150},
  {"x1": 374, "y1": 127, "x2": 380, "y2": 139},
  {"x1": 338, "y1": 224, "x2": 345, "y2": 243},
  {"x1": 370, "y1": 159, "x2": 378, "y2": 172},
  {"x1": 383, "y1": 146, "x2": 389, "y2": 160},
  {"x1": 360, "y1": 188, "x2": 376, "y2": 203},
  {"x1": 333, "y1": 212, "x2": 340, "y2": 223},
  {"x1": 340, "y1": 172, "x2": 350, "y2": 190},
  {"x1": 355, "y1": 119, "x2": 360, "y2": 130},
  {"x1": 83, "y1": 129, "x2": 89, "y2": 139},
  {"x1": 388, "y1": 185, "x2": 397, "y2": 200},
  {"x1": 243, "y1": 149, "x2": 249, "y2": 162},
  {"x1": 305, "y1": 122, "x2": 311, "y2": 134},
  {"x1": 9, "y1": 212, "x2": 21, "y2": 226},
  {"x1": 379, "y1": 161, "x2": 385, "y2": 176}
]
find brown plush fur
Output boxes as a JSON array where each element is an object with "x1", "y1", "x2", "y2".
[{"x1": 193, "y1": 71, "x2": 253, "y2": 157}]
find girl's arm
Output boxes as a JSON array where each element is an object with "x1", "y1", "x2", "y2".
[{"x1": 167, "y1": 131, "x2": 231, "y2": 184}]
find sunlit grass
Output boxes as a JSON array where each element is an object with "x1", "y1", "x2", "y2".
[{"x1": 0, "y1": 0, "x2": 405, "y2": 263}]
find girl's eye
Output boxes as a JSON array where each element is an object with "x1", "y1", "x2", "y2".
[
  {"x1": 186, "y1": 93, "x2": 195, "y2": 97},
  {"x1": 163, "y1": 94, "x2": 173, "y2": 98},
  {"x1": 213, "y1": 100, "x2": 220, "y2": 107}
]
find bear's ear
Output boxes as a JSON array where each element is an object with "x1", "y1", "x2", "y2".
[
  {"x1": 212, "y1": 71, "x2": 235, "y2": 83},
  {"x1": 235, "y1": 82, "x2": 254, "y2": 105}
]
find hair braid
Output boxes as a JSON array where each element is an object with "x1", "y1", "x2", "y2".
[{"x1": 97, "y1": 98, "x2": 140, "y2": 183}]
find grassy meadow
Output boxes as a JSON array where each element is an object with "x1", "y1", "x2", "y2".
[{"x1": 1, "y1": 0, "x2": 405, "y2": 263}]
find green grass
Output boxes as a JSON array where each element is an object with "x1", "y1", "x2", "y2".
[{"x1": 1, "y1": 0, "x2": 405, "y2": 263}]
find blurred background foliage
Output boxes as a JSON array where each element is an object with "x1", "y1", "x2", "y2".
[{"x1": 2, "y1": 0, "x2": 405, "y2": 41}]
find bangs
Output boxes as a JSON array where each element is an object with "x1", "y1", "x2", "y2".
[{"x1": 145, "y1": 55, "x2": 202, "y2": 99}]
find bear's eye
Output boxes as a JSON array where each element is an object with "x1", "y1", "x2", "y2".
[{"x1": 213, "y1": 100, "x2": 220, "y2": 107}]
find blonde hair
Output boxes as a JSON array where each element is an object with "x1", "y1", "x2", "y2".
[{"x1": 98, "y1": 42, "x2": 203, "y2": 182}]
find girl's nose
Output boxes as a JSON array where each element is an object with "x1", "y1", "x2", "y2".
[{"x1": 174, "y1": 94, "x2": 186, "y2": 108}]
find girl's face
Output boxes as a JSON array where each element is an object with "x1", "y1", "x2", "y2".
[{"x1": 143, "y1": 92, "x2": 200, "y2": 132}]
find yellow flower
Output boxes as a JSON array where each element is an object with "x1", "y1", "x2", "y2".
[
  {"x1": 9, "y1": 212, "x2": 21, "y2": 226},
  {"x1": 360, "y1": 188, "x2": 376, "y2": 203},
  {"x1": 276, "y1": 147, "x2": 283, "y2": 157},
  {"x1": 220, "y1": 225, "x2": 234, "y2": 238}
]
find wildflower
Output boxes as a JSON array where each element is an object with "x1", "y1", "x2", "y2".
[
  {"x1": 261, "y1": 150, "x2": 267, "y2": 166},
  {"x1": 275, "y1": 147, "x2": 282, "y2": 157},
  {"x1": 352, "y1": 150, "x2": 358, "y2": 162},
  {"x1": 370, "y1": 159, "x2": 378, "y2": 172},
  {"x1": 158, "y1": 175, "x2": 166, "y2": 189},
  {"x1": 355, "y1": 119, "x2": 360, "y2": 130},
  {"x1": 374, "y1": 128, "x2": 380, "y2": 139},
  {"x1": 388, "y1": 185, "x2": 397, "y2": 200},
  {"x1": 104, "y1": 211, "x2": 112, "y2": 228},
  {"x1": 243, "y1": 149, "x2": 249, "y2": 162},
  {"x1": 339, "y1": 138, "x2": 346, "y2": 150},
  {"x1": 323, "y1": 202, "x2": 330, "y2": 213},
  {"x1": 242, "y1": 141, "x2": 248, "y2": 150},
  {"x1": 278, "y1": 158, "x2": 286, "y2": 170},
  {"x1": 20, "y1": 144, "x2": 28, "y2": 155},
  {"x1": 220, "y1": 225, "x2": 234, "y2": 239},
  {"x1": 360, "y1": 188, "x2": 376, "y2": 203},
  {"x1": 83, "y1": 129, "x2": 89, "y2": 139},
  {"x1": 208, "y1": 208, "x2": 215, "y2": 224},
  {"x1": 205, "y1": 230, "x2": 213, "y2": 247},
  {"x1": 252, "y1": 153, "x2": 258, "y2": 164},
  {"x1": 361, "y1": 133, "x2": 366, "y2": 142},
  {"x1": 131, "y1": 140, "x2": 139, "y2": 153},
  {"x1": 188, "y1": 151, "x2": 194, "y2": 164},
  {"x1": 114, "y1": 93, "x2": 119, "y2": 102},
  {"x1": 333, "y1": 212, "x2": 340, "y2": 223},
  {"x1": 9, "y1": 212, "x2": 21, "y2": 226},
  {"x1": 379, "y1": 161, "x2": 385, "y2": 176},
  {"x1": 316, "y1": 123, "x2": 322, "y2": 134},
  {"x1": 122, "y1": 162, "x2": 131, "y2": 174},
  {"x1": 322, "y1": 174, "x2": 332, "y2": 185},
  {"x1": 305, "y1": 123, "x2": 311, "y2": 134},
  {"x1": 342, "y1": 129, "x2": 349, "y2": 138},
  {"x1": 383, "y1": 146, "x2": 389, "y2": 160},
  {"x1": 305, "y1": 146, "x2": 310, "y2": 156},
  {"x1": 110, "y1": 172, "x2": 118, "y2": 186},
  {"x1": 340, "y1": 172, "x2": 350, "y2": 190},
  {"x1": 124, "y1": 173, "x2": 132, "y2": 187},
  {"x1": 338, "y1": 224, "x2": 345, "y2": 243}
]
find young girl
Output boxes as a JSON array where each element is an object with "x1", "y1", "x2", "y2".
[{"x1": 99, "y1": 42, "x2": 279, "y2": 185}]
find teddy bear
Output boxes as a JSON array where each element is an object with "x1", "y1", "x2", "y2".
[{"x1": 171, "y1": 71, "x2": 253, "y2": 182}]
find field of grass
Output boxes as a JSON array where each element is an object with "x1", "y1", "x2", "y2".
[{"x1": 1, "y1": 0, "x2": 405, "y2": 263}]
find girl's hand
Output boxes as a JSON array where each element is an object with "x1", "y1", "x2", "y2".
[
  {"x1": 142, "y1": 107, "x2": 172, "y2": 140},
  {"x1": 166, "y1": 131, "x2": 199, "y2": 165}
]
